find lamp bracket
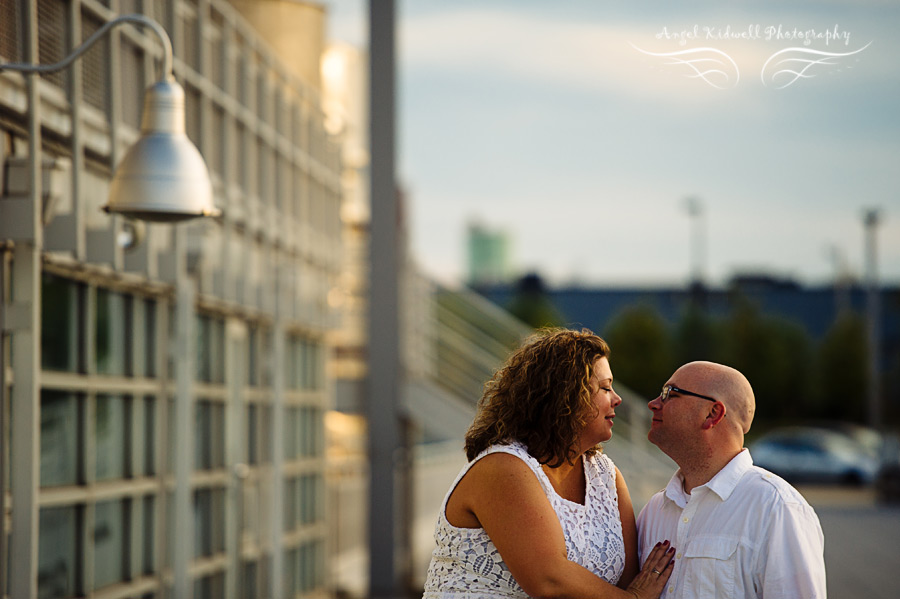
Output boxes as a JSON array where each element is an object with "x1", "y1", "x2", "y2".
[{"x1": 0, "y1": 14, "x2": 173, "y2": 81}]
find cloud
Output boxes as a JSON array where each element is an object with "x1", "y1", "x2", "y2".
[{"x1": 401, "y1": 6, "x2": 893, "y2": 103}]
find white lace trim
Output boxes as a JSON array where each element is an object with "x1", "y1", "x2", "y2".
[{"x1": 422, "y1": 442, "x2": 626, "y2": 598}]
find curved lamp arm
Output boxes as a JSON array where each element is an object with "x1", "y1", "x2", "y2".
[{"x1": 0, "y1": 14, "x2": 173, "y2": 80}]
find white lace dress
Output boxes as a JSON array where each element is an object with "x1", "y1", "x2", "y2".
[{"x1": 422, "y1": 441, "x2": 626, "y2": 598}]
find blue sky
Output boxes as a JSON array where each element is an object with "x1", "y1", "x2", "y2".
[{"x1": 324, "y1": 0, "x2": 900, "y2": 287}]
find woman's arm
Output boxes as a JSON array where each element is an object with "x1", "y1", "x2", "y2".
[
  {"x1": 614, "y1": 466, "x2": 640, "y2": 588},
  {"x1": 449, "y1": 452, "x2": 672, "y2": 599}
]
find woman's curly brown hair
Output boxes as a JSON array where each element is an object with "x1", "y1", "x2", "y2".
[{"x1": 464, "y1": 328, "x2": 611, "y2": 467}]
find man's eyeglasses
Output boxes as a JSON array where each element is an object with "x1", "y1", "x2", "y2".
[{"x1": 660, "y1": 384, "x2": 718, "y2": 404}]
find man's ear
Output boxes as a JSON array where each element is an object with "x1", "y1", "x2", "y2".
[{"x1": 701, "y1": 402, "x2": 727, "y2": 430}]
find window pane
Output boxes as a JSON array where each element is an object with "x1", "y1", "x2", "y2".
[
  {"x1": 40, "y1": 391, "x2": 79, "y2": 487},
  {"x1": 248, "y1": 327, "x2": 258, "y2": 387},
  {"x1": 144, "y1": 397, "x2": 156, "y2": 476},
  {"x1": 195, "y1": 402, "x2": 224, "y2": 470},
  {"x1": 284, "y1": 547, "x2": 298, "y2": 594},
  {"x1": 196, "y1": 315, "x2": 211, "y2": 382},
  {"x1": 210, "y1": 319, "x2": 225, "y2": 384},
  {"x1": 96, "y1": 289, "x2": 127, "y2": 375},
  {"x1": 142, "y1": 495, "x2": 156, "y2": 575},
  {"x1": 247, "y1": 405, "x2": 258, "y2": 465},
  {"x1": 284, "y1": 407, "x2": 297, "y2": 460},
  {"x1": 194, "y1": 572, "x2": 225, "y2": 599},
  {"x1": 194, "y1": 488, "x2": 225, "y2": 558},
  {"x1": 95, "y1": 395, "x2": 126, "y2": 481},
  {"x1": 196, "y1": 315, "x2": 225, "y2": 384},
  {"x1": 260, "y1": 405, "x2": 273, "y2": 463},
  {"x1": 41, "y1": 274, "x2": 80, "y2": 372},
  {"x1": 284, "y1": 478, "x2": 296, "y2": 531},
  {"x1": 262, "y1": 330, "x2": 273, "y2": 388},
  {"x1": 38, "y1": 506, "x2": 78, "y2": 599},
  {"x1": 196, "y1": 402, "x2": 211, "y2": 469},
  {"x1": 145, "y1": 298, "x2": 157, "y2": 377},
  {"x1": 93, "y1": 500, "x2": 125, "y2": 589},
  {"x1": 241, "y1": 561, "x2": 258, "y2": 599},
  {"x1": 166, "y1": 397, "x2": 175, "y2": 475}
]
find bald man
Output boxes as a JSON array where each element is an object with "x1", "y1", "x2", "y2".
[{"x1": 636, "y1": 361, "x2": 826, "y2": 599}]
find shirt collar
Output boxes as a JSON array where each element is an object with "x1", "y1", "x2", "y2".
[{"x1": 664, "y1": 449, "x2": 753, "y2": 507}]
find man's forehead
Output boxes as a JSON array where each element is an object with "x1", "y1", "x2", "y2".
[{"x1": 671, "y1": 364, "x2": 713, "y2": 388}]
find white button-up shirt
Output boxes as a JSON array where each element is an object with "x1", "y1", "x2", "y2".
[{"x1": 637, "y1": 449, "x2": 826, "y2": 599}]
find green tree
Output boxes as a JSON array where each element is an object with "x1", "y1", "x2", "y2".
[
  {"x1": 720, "y1": 297, "x2": 814, "y2": 426},
  {"x1": 505, "y1": 273, "x2": 566, "y2": 329},
  {"x1": 603, "y1": 303, "x2": 675, "y2": 399},
  {"x1": 674, "y1": 303, "x2": 722, "y2": 365},
  {"x1": 815, "y1": 310, "x2": 868, "y2": 423}
]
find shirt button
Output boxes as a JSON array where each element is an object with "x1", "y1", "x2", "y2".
[
  {"x1": 682, "y1": 517, "x2": 689, "y2": 523},
  {"x1": 676, "y1": 552, "x2": 682, "y2": 559},
  {"x1": 668, "y1": 587, "x2": 674, "y2": 593}
]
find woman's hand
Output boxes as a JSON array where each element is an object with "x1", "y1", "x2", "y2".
[{"x1": 624, "y1": 540, "x2": 675, "y2": 599}]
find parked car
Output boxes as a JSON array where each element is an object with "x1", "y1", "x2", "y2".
[
  {"x1": 749, "y1": 426, "x2": 880, "y2": 486},
  {"x1": 875, "y1": 433, "x2": 900, "y2": 503}
]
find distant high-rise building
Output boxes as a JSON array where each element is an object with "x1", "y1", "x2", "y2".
[{"x1": 467, "y1": 222, "x2": 512, "y2": 287}]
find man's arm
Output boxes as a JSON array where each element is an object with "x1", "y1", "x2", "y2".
[{"x1": 758, "y1": 500, "x2": 826, "y2": 598}]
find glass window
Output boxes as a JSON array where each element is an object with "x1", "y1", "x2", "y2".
[
  {"x1": 167, "y1": 303, "x2": 176, "y2": 379},
  {"x1": 284, "y1": 478, "x2": 296, "y2": 531},
  {"x1": 38, "y1": 506, "x2": 79, "y2": 599},
  {"x1": 196, "y1": 315, "x2": 225, "y2": 384},
  {"x1": 195, "y1": 401, "x2": 224, "y2": 471},
  {"x1": 194, "y1": 488, "x2": 225, "y2": 558},
  {"x1": 166, "y1": 398, "x2": 175, "y2": 475},
  {"x1": 291, "y1": 407, "x2": 322, "y2": 459},
  {"x1": 144, "y1": 298, "x2": 157, "y2": 378},
  {"x1": 248, "y1": 326, "x2": 259, "y2": 387},
  {"x1": 284, "y1": 547, "x2": 298, "y2": 595},
  {"x1": 40, "y1": 391, "x2": 79, "y2": 487},
  {"x1": 144, "y1": 397, "x2": 156, "y2": 476},
  {"x1": 260, "y1": 405, "x2": 273, "y2": 464},
  {"x1": 247, "y1": 404, "x2": 258, "y2": 465},
  {"x1": 142, "y1": 495, "x2": 156, "y2": 575},
  {"x1": 307, "y1": 341, "x2": 318, "y2": 390},
  {"x1": 286, "y1": 337, "x2": 303, "y2": 390},
  {"x1": 93, "y1": 499, "x2": 125, "y2": 590},
  {"x1": 302, "y1": 474, "x2": 319, "y2": 525},
  {"x1": 210, "y1": 319, "x2": 225, "y2": 384},
  {"x1": 41, "y1": 273, "x2": 81, "y2": 372},
  {"x1": 194, "y1": 572, "x2": 225, "y2": 599},
  {"x1": 196, "y1": 315, "x2": 211, "y2": 382},
  {"x1": 96, "y1": 288, "x2": 127, "y2": 375},
  {"x1": 262, "y1": 330, "x2": 273, "y2": 388},
  {"x1": 95, "y1": 395, "x2": 127, "y2": 481},
  {"x1": 303, "y1": 407, "x2": 314, "y2": 458},
  {"x1": 241, "y1": 561, "x2": 258, "y2": 599},
  {"x1": 284, "y1": 474, "x2": 321, "y2": 532},
  {"x1": 284, "y1": 407, "x2": 298, "y2": 460}
]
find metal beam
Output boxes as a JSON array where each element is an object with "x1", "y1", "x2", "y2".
[{"x1": 9, "y1": 1, "x2": 42, "y2": 597}]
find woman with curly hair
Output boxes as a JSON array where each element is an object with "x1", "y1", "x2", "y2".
[{"x1": 423, "y1": 328, "x2": 674, "y2": 599}]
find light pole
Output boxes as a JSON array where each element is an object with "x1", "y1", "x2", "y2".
[
  {"x1": 684, "y1": 196, "x2": 705, "y2": 286},
  {"x1": 863, "y1": 208, "x2": 882, "y2": 429},
  {"x1": 684, "y1": 196, "x2": 707, "y2": 311},
  {"x1": 367, "y1": 1, "x2": 406, "y2": 598}
]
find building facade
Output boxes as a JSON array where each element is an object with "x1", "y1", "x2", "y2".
[{"x1": 1, "y1": 1, "x2": 341, "y2": 598}]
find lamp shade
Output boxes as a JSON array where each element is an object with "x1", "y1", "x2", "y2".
[{"x1": 105, "y1": 77, "x2": 220, "y2": 222}]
